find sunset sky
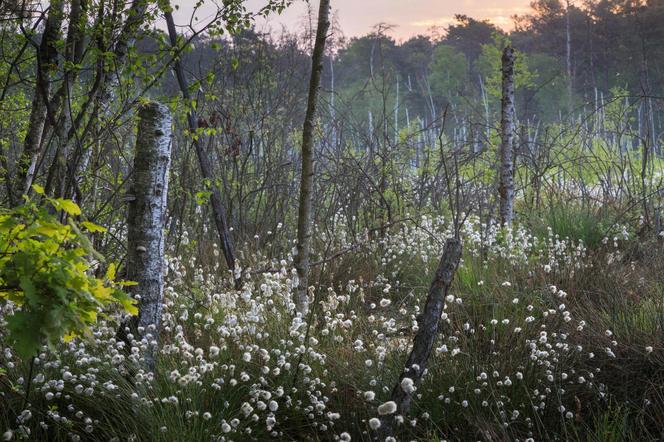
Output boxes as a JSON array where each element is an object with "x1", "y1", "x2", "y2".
[{"x1": 173, "y1": 0, "x2": 534, "y2": 41}]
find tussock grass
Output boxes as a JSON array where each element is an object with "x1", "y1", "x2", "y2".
[{"x1": 2, "y1": 209, "x2": 664, "y2": 441}]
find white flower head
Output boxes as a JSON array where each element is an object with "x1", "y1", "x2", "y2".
[
  {"x1": 400, "y1": 377, "x2": 416, "y2": 394},
  {"x1": 377, "y1": 401, "x2": 397, "y2": 415}
]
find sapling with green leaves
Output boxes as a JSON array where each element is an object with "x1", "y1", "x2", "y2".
[{"x1": 0, "y1": 185, "x2": 136, "y2": 358}]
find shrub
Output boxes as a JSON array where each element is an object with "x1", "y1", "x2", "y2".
[{"x1": 0, "y1": 185, "x2": 135, "y2": 358}]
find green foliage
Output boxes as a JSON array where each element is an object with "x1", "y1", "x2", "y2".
[
  {"x1": 529, "y1": 202, "x2": 611, "y2": 249},
  {"x1": 428, "y1": 45, "x2": 469, "y2": 104},
  {"x1": 604, "y1": 86, "x2": 635, "y2": 134},
  {"x1": 582, "y1": 405, "x2": 632, "y2": 442},
  {"x1": 526, "y1": 53, "x2": 570, "y2": 117},
  {"x1": 0, "y1": 186, "x2": 136, "y2": 358},
  {"x1": 476, "y1": 33, "x2": 535, "y2": 101}
]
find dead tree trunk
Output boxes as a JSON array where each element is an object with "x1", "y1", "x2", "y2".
[
  {"x1": 294, "y1": 0, "x2": 331, "y2": 314},
  {"x1": 498, "y1": 46, "x2": 516, "y2": 226},
  {"x1": 378, "y1": 238, "x2": 462, "y2": 438},
  {"x1": 125, "y1": 102, "x2": 172, "y2": 371},
  {"x1": 163, "y1": 6, "x2": 237, "y2": 283}
]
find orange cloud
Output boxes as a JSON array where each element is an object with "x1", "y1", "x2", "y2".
[{"x1": 409, "y1": 5, "x2": 532, "y2": 31}]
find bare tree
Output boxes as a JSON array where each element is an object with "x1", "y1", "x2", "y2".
[
  {"x1": 125, "y1": 102, "x2": 173, "y2": 371},
  {"x1": 294, "y1": 0, "x2": 331, "y2": 314},
  {"x1": 163, "y1": 4, "x2": 238, "y2": 282},
  {"x1": 498, "y1": 46, "x2": 516, "y2": 226}
]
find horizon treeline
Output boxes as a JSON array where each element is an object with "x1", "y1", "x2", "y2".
[{"x1": 155, "y1": 0, "x2": 663, "y2": 137}]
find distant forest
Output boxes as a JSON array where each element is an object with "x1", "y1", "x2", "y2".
[{"x1": 152, "y1": 0, "x2": 663, "y2": 152}]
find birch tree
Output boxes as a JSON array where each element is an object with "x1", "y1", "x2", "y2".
[
  {"x1": 13, "y1": 0, "x2": 64, "y2": 201},
  {"x1": 498, "y1": 46, "x2": 515, "y2": 226},
  {"x1": 124, "y1": 101, "x2": 172, "y2": 371},
  {"x1": 162, "y1": 3, "x2": 238, "y2": 281}
]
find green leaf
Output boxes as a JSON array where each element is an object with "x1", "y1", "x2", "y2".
[
  {"x1": 55, "y1": 199, "x2": 82, "y2": 216},
  {"x1": 105, "y1": 263, "x2": 117, "y2": 281},
  {"x1": 81, "y1": 221, "x2": 107, "y2": 233},
  {"x1": 195, "y1": 190, "x2": 212, "y2": 205},
  {"x1": 7, "y1": 313, "x2": 42, "y2": 358}
]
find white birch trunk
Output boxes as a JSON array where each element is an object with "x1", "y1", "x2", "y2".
[
  {"x1": 498, "y1": 47, "x2": 516, "y2": 226},
  {"x1": 125, "y1": 102, "x2": 172, "y2": 370}
]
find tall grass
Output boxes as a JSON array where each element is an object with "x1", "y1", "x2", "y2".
[{"x1": 1, "y1": 210, "x2": 663, "y2": 440}]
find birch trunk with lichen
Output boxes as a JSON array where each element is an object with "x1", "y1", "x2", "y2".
[
  {"x1": 124, "y1": 101, "x2": 172, "y2": 370},
  {"x1": 498, "y1": 46, "x2": 516, "y2": 226}
]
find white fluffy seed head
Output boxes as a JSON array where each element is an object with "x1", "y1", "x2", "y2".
[
  {"x1": 400, "y1": 377, "x2": 416, "y2": 394},
  {"x1": 377, "y1": 401, "x2": 397, "y2": 415}
]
